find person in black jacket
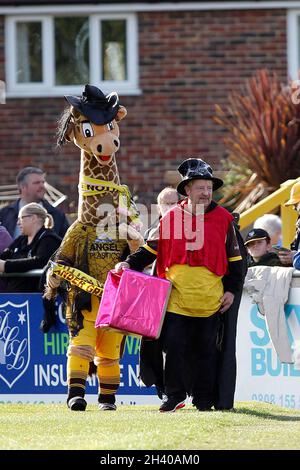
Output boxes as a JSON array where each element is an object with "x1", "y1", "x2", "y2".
[
  {"x1": 139, "y1": 212, "x2": 248, "y2": 411},
  {"x1": 0, "y1": 202, "x2": 62, "y2": 292},
  {"x1": 275, "y1": 181, "x2": 300, "y2": 266},
  {"x1": 0, "y1": 166, "x2": 69, "y2": 239},
  {"x1": 245, "y1": 228, "x2": 282, "y2": 267},
  {"x1": 213, "y1": 215, "x2": 248, "y2": 411}
]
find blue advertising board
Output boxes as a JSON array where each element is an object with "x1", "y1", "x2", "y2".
[
  {"x1": 0, "y1": 293, "x2": 158, "y2": 404},
  {"x1": 3, "y1": 288, "x2": 300, "y2": 408}
]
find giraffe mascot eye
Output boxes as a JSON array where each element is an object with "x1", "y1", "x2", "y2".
[{"x1": 82, "y1": 122, "x2": 94, "y2": 138}]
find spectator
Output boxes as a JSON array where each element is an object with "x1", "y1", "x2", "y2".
[
  {"x1": 213, "y1": 212, "x2": 248, "y2": 411},
  {"x1": 157, "y1": 187, "x2": 180, "y2": 217},
  {"x1": 244, "y1": 228, "x2": 282, "y2": 267},
  {"x1": 0, "y1": 223, "x2": 12, "y2": 254},
  {"x1": 116, "y1": 157, "x2": 244, "y2": 412},
  {"x1": 0, "y1": 166, "x2": 69, "y2": 239},
  {"x1": 253, "y1": 214, "x2": 282, "y2": 247},
  {"x1": 293, "y1": 251, "x2": 300, "y2": 270},
  {"x1": 0, "y1": 223, "x2": 13, "y2": 291},
  {"x1": 276, "y1": 181, "x2": 300, "y2": 266},
  {"x1": 139, "y1": 187, "x2": 180, "y2": 395},
  {"x1": 144, "y1": 187, "x2": 180, "y2": 255},
  {"x1": 0, "y1": 203, "x2": 62, "y2": 292}
]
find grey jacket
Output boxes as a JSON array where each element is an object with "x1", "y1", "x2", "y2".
[{"x1": 244, "y1": 266, "x2": 294, "y2": 363}]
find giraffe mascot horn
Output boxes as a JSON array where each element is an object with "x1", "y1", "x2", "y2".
[{"x1": 45, "y1": 85, "x2": 144, "y2": 411}]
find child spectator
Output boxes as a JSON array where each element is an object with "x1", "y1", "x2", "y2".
[{"x1": 245, "y1": 228, "x2": 282, "y2": 267}]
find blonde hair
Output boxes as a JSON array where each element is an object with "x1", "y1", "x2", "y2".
[{"x1": 20, "y1": 202, "x2": 54, "y2": 229}]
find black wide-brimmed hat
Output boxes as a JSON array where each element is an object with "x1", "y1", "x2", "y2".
[
  {"x1": 65, "y1": 84, "x2": 119, "y2": 125},
  {"x1": 177, "y1": 158, "x2": 224, "y2": 196}
]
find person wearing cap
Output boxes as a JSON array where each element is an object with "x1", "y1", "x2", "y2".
[
  {"x1": 115, "y1": 157, "x2": 244, "y2": 412},
  {"x1": 280, "y1": 181, "x2": 300, "y2": 266},
  {"x1": 245, "y1": 228, "x2": 282, "y2": 267}
]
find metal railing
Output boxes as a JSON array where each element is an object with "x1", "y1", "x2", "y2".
[
  {"x1": 1, "y1": 269, "x2": 300, "y2": 293},
  {"x1": 0, "y1": 269, "x2": 43, "y2": 278}
]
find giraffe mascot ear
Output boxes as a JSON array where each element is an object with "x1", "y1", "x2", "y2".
[
  {"x1": 115, "y1": 105, "x2": 127, "y2": 122},
  {"x1": 64, "y1": 121, "x2": 75, "y2": 142},
  {"x1": 64, "y1": 106, "x2": 81, "y2": 142},
  {"x1": 57, "y1": 107, "x2": 76, "y2": 146}
]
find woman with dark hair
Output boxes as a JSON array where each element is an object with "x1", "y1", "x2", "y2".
[{"x1": 0, "y1": 202, "x2": 61, "y2": 292}]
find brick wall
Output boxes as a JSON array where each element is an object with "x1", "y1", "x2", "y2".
[{"x1": 0, "y1": 8, "x2": 287, "y2": 210}]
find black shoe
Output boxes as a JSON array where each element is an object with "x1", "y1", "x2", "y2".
[
  {"x1": 192, "y1": 399, "x2": 213, "y2": 411},
  {"x1": 159, "y1": 397, "x2": 185, "y2": 413},
  {"x1": 98, "y1": 393, "x2": 115, "y2": 405},
  {"x1": 196, "y1": 406, "x2": 213, "y2": 412},
  {"x1": 67, "y1": 396, "x2": 87, "y2": 411},
  {"x1": 98, "y1": 403, "x2": 117, "y2": 411}
]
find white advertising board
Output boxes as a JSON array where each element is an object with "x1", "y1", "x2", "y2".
[{"x1": 235, "y1": 287, "x2": 300, "y2": 409}]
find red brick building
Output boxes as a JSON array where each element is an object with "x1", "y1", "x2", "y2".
[{"x1": 0, "y1": 1, "x2": 298, "y2": 209}]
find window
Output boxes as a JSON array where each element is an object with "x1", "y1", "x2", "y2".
[
  {"x1": 102, "y1": 20, "x2": 127, "y2": 81},
  {"x1": 16, "y1": 21, "x2": 43, "y2": 83},
  {"x1": 288, "y1": 10, "x2": 300, "y2": 81},
  {"x1": 55, "y1": 17, "x2": 89, "y2": 86},
  {"x1": 5, "y1": 13, "x2": 139, "y2": 97}
]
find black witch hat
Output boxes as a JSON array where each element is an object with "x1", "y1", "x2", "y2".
[
  {"x1": 65, "y1": 84, "x2": 119, "y2": 125},
  {"x1": 177, "y1": 158, "x2": 223, "y2": 196}
]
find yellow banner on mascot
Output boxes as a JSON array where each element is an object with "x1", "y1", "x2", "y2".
[{"x1": 50, "y1": 262, "x2": 104, "y2": 297}]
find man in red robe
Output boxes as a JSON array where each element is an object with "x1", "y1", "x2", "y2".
[{"x1": 116, "y1": 158, "x2": 243, "y2": 412}]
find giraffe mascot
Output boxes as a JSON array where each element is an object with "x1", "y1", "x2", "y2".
[{"x1": 46, "y1": 85, "x2": 143, "y2": 411}]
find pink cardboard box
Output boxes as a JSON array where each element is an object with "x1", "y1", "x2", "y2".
[{"x1": 95, "y1": 269, "x2": 172, "y2": 339}]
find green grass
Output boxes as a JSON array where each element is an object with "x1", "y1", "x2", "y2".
[{"x1": 1, "y1": 402, "x2": 300, "y2": 450}]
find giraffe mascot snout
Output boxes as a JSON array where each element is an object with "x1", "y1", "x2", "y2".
[{"x1": 46, "y1": 85, "x2": 143, "y2": 411}]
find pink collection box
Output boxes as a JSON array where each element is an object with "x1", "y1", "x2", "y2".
[{"x1": 95, "y1": 269, "x2": 172, "y2": 339}]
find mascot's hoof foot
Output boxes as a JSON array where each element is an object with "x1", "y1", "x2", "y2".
[
  {"x1": 68, "y1": 396, "x2": 87, "y2": 411},
  {"x1": 98, "y1": 403, "x2": 117, "y2": 411}
]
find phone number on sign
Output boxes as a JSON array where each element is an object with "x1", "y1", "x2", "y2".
[{"x1": 251, "y1": 393, "x2": 300, "y2": 408}]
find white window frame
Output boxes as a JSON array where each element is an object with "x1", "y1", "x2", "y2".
[
  {"x1": 287, "y1": 9, "x2": 300, "y2": 81},
  {"x1": 5, "y1": 12, "x2": 139, "y2": 97}
]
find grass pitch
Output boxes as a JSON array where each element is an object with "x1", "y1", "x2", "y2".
[{"x1": 1, "y1": 402, "x2": 300, "y2": 450}]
